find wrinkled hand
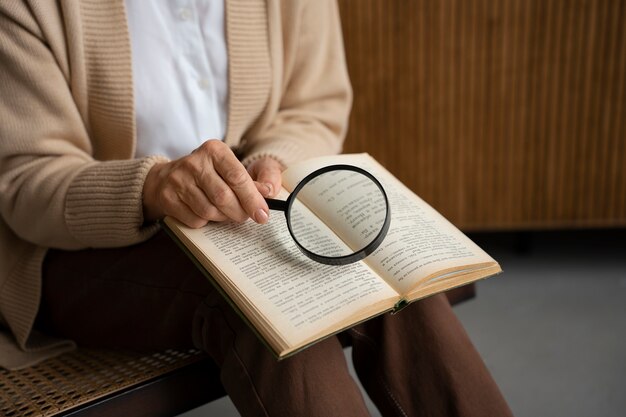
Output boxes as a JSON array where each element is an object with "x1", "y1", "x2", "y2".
[
  {"x1": 247, "y1": 156, "x2": 283, "y2": 199},
  {"x1": 142, "y1": 140, "x2": 270, "y2": 228}
]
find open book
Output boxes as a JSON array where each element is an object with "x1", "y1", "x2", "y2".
[{"x1": 163, "y1": 153, "x2": 501, "y2": 358}]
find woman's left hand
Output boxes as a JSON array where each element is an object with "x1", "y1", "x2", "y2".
[{"x1": 247, "y1": 157, "x2": 284, "y2": 199}]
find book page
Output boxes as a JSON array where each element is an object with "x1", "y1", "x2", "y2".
[
  {"x1": 282, "y1": 154, "x2": 498, "y2": 295},
  {"x1": 286, "y1": 169, "x2": 388, "y2": 255},
  {"x1": 169, "y1": 189, "x2": 398, "y2": 348}
]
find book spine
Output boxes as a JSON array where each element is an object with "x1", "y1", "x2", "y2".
[{"x1": 392, "y1": 299, "x2": 409, "y2": 313}]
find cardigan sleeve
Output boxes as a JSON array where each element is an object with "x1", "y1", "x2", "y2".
[
  {"x1": 0, "y1": 3, "x2": 163, "y2": 250},
  {"x1": 240, "y1": 0, "x2": 353, "y2": 168}
]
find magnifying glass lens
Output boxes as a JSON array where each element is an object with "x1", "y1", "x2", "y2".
[
  {"x1": 287, "y1": 169, "x2": 389, "y2": 263},
  {"x1": 289, "y1": 202, "x2": 354, "y2": 258}
]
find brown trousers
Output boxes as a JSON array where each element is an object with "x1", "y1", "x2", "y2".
[{"x1": 37, "y1": 231, "x2": 513, "y2": 417}]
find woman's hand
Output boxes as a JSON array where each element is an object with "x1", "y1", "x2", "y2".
[
  {"x1": 142, "y1": 140, "x2": 270, "y2": 228},
  {"x1": 247, "y1": 156, "x2": 284, "y2": 199}
]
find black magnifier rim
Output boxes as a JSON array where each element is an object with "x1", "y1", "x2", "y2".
[{"x1": 282, "y1": 164, "x2": 391, "y2": 266}]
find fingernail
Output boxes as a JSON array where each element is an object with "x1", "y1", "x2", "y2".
[
  {"x1": 254, "y1": 208, "x2": 269, "y2": 224},
  {"x1": 264, "y1": 183, "x2": 273, "y2": 197}
]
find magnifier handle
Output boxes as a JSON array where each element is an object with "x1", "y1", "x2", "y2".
[{"x1": 265, "y1": 198, "x2": 288, "y2": 212}]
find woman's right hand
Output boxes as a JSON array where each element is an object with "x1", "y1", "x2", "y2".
[{"x1": 142, "y1": 140, "x2": 270, "y2": 228}]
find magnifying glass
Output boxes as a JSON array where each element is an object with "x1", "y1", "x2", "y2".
[{"x1": 265, "y1": 165, "x2": 390, "y2": 265}]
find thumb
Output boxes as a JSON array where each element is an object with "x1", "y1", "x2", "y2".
[{"x1": 249, "y1": 158, "x2": 283, "y2": 198}]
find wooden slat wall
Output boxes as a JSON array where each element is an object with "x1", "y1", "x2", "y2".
[{"x1": 338, "y1": 0, "x2": 626, "y2": 230}]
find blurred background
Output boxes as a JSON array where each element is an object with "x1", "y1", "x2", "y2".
[
  {"x1": 183, "y1": 0, "x2": 626, "y2": 416},
  {"x1": 4, "y1": 1, "x2": 622, "y2": 416}
]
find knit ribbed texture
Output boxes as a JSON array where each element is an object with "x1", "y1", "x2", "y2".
[
  {"x1": 80, "y1": 0, "x2": 136, "y2": 159},
  {"x1": 224, "y1": 0, "x2": 272, "y2": 147},
  {"x1": 238, "y1": 0, "x2": 352, "y2": 167},
  {"x1": 0, "y1": 243, "x2": 75, "y2": 370},
  {"x1": 65, "y1": 156, "x2": 165, "y2": 247},
  {"x1": 0, "y1": 240, "x2": 75, "y2": 370},
  {"x1": 0, "y1": 246, "x2": 45, "y2": 348},
  {"x1": 241, "y1": 137, "x2": 314, "y2": 168}
]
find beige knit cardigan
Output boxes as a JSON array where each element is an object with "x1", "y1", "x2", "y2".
[{"x1": 0, "y1": 0, "x2": 351, "y2": 370}]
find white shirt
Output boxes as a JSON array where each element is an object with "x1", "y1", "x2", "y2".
[{"x1": 125, "y1": 0, "x2": 228, "y2": 159}]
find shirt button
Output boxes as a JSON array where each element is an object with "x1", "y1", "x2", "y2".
[
  {"x1": 198, "y1": 78, "x2": 210, "y2": 89},
  {"x1": 178, "y1": 8, "x2": 192, "y2": 21}
]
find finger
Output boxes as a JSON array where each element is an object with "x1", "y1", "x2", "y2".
[
  {"x1": 191, "y1": 142, "x2": 252, "y2": 223},
  {"x1": 210, "y1": 146, "x2": 269, "y2": 224},
  {"x1": 175, "y1": 207, "x2": 209, "y2": 228},
  {"x1": 161, "y1": 191, "x2": 209, "y2": 229},
  {"x1": 251, "y1": 160, "x2": 282, "y2": 198},
  {"x1": 178, "y1": 185, "x2": 228, "y2": 222},
  {"x1": 254, "y1": 181, "x2": 272, "y2": 197},
  {"x1": 197, "y1": 165, "x2": 251, "y2": 223}
]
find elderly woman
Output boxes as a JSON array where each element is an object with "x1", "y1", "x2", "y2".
[{"x1": 0, "y1": 1, "x2": 512, "y2": 416}]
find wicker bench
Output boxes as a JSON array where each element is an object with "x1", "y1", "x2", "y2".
[
  {"x1": 0, "y1": 348, "x2": 223, "y2": 417},
  {"x1": 0, "y1": 286, "x2": 473, "y2": 416}
]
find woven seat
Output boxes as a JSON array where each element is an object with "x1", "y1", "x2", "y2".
[
  {"x1": 0, "y1": 286, "x2": 473, "y2": 416},
  {"x1": 0, "y1": 348, "x2": 224, "y2": 417}
]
